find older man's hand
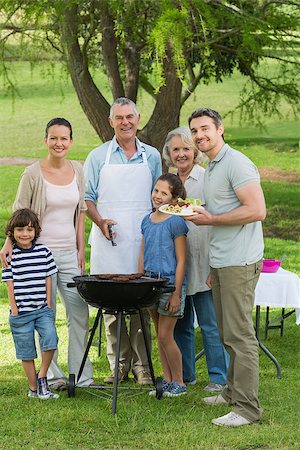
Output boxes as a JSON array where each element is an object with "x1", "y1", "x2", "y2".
[{"x1": 99, "y1": 218, "x2": 118, "y2": 240}]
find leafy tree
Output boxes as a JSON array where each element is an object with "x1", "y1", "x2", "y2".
[{"x1": 0, "y1": 0, "x2": 299, "y2": 150}]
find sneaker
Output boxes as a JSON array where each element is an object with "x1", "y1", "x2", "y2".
[
  {"x1": 104, "y1": 367, "x2": 129, "y2": 384},
  {"x1": 204, "y1": 382, "x2": 225, "y2": 392},
  {"x1": 203, "y1": 394, "x2": 228, "y2": 405},
  {"x1": 212, "y1": 412, "x2": 252, "y2": 427},
  {"x1": 38, "y1": 377, "x2": 59, "y2": 400},
  {"x1": 28, "y1": 388, "x2": 38, "y2": 398},
  {"x1": 149, "y1": 379, "x2": 169, "y2": 397},
  {"x1": 164, "y1": 381, "x2": 187, "y2": 397},
  {"x1": 133, "y1": 370, "x2": 152, "y2": 385}
]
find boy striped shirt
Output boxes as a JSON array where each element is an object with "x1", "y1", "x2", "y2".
[{"x1": 1, "y1": 243, "x2": 57, "y2": 313}]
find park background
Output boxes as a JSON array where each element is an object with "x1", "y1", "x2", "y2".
[{"x1": 0, "y1": 2, "x2": 299, "y2": 449}]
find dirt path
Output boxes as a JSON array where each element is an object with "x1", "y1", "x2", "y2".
[
  {"x1": 259, "y1": 167, "x2": 300, "y2": 183},
  {"x1": 0, "y1": 157, "x2": 299, "y2": 183},
  {"x1": 0, "y1": 157, "x2": 38, "y2": 166}
]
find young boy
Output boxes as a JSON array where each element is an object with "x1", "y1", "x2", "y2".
[{"x1": 1, "y1": 208, "x2": 59, "y2": 400}]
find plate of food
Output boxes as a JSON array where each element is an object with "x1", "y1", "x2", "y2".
[{"x1": 159, "y1": 199, "x2": 204, "y2": 217}]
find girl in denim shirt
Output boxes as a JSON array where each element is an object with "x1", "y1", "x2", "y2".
[{"x1": 139, "y1": 173, "x2": 188, "y2": 397}]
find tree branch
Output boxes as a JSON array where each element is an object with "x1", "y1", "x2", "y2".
[
  {"x1": 59, "y1": 2, "x2": 113, "y2": 142},
  {"x1": 123, "y1": 43, "x2": 140, "y2": 102},
  {"x1": 181, "y1": 66, "x2": 205, "y2": 105},
  {"x1": 140, "y1": 42, "x2": 182, "y2": 152},
  {"x1": 45, "y1": 32, "x2": 63, "y2": 55},
  {"x1": 139, "y1": 75, "x2": 157, "y2": 99},
  {"x1": 99, "y1": 3, "x2": 124, "y2": 99}
]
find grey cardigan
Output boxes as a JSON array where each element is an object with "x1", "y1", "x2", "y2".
[{"x1": 13, "y1": 160, "x2": 87, "y2": 234}]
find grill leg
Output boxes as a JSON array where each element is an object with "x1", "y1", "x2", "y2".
[
  {"x1": 112, "y1": 310, "x2": 122, "y2": 415},
  {"x1": 77, "y1": 309, "x2": 102, "y2": 384},
  {"x1": 98, "y1": 313, "x2": 103, "y2": 357},
  {"x1": 138, "y1": 308, "x2": 155, "y2": 385},
  {"x1": 195, "y1": 349, "x2": 205, "y2": 362}
]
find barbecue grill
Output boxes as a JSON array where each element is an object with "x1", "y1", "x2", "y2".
[{"x1": 67, "y1": 273, "x2": 175, "y2": 414}]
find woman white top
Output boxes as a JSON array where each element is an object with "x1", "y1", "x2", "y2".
[{"x1": 1, "y1": 118, "x2": 94, "y2": 389}]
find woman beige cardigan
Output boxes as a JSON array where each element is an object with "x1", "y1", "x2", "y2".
[{"x1": 13, "y1": 160, "x2": 87, "y2": 234}]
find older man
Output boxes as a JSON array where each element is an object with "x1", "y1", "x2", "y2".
[
  {"x1": 84, "y1": 98, "x2": 162, "y2": 384},
  {"x1": 186, "y1": 108, "x2": 266, "y2": 427}
]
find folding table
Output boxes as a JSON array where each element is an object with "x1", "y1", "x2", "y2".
[{"x1": 254, "y1": 267, "x2": 300, "y2": 378}]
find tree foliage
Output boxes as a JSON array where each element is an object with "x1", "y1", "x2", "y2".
[{"x1": 0, "y1": 0, "x2": 299, "y2": 150}]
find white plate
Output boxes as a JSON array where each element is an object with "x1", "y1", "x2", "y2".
[{"x1": 159, "y1": 204, "x2": 203, "y2": 217}]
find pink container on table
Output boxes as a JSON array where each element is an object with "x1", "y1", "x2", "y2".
[{"x1": 262, "y1": 259, "x2": 281, "y2": 273}]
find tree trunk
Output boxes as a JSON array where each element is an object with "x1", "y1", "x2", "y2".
[
  {"x1": 138, "y1": 48, "x2": 182, "y2": 154},
  {"x1": 59, "y1": 6, "x2": 182, "y2": 155},
  {"x1": 59, "y1": 4, "x2": 114, "y2": 143},
  {"x1": 124, "y1": 45, "x2": 140, "y2": 102},
  {"x1": 100, "y1": 5, "x2": 125, "y2": 100}
]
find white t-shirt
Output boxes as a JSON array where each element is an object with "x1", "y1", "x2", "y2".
[
  {"x1": 183, "y1": 164, "x2": 211, "y2": 295},
  {"x1": 38, "y1": 176, "x2": 79, "y2": 250},
  {"x1": 1, "y1": 243, "x2": 57, "y2": 313}
]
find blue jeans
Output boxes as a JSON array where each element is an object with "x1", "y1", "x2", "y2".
[
  {"x1": 9, "y1": 307, "x2": 58, "y2": 360},
  {"x1": 149, "y1": 285, "x2": 186, "y2": 317},
  {"x1": 174, "y1": 290, "x2": 229, "y2": 384}
]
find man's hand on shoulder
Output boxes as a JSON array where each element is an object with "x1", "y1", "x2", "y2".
[{"x1": 0, "y1": 238, "x2": 13, "y2": 269}]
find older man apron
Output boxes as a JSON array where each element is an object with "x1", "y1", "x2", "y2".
[{"x1": 90, "y1": 141, "x2": 152, "y2": 376}]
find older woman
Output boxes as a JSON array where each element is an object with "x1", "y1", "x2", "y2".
[
  {"x1": 163, "y1": 126, "x2": 228, "y2": 391},
  {"x1": 0, "y1": 118, "x2": 94, "y2": 389}
]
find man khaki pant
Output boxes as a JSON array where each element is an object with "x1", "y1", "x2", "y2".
[
  {"x1": 210, "y1": 261, "x2": 263, "y2": 422},
  {"x1": 104, "y1": 310, "x2": 151, "y2": 376}
]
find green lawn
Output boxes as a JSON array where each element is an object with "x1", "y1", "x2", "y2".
[
  {"x1": 0, "y1": 62, "x2": 299, "y2": 449},
  {"x1": 0, "y1": 297, "x2": 299, "y2": 449}
]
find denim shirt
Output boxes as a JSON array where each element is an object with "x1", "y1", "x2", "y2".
[{"x1": 141, "y1": 213, "x2": 188, "y2": 284}]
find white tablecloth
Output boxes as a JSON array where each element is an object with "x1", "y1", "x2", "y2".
[{"x1": 255, "y1": 267, "x2": 300, "y2": 324}]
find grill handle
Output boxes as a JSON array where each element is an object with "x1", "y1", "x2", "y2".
[
  {"x1": 108, "y1": 224, "x2": 117, "y2": 246},
  {"x1": 154, "y1": 285, "x2": 175, "y2": 294}
]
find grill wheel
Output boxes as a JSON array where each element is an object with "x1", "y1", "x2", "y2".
[{"x1": 68, "y1": 373, "x2": 76, "y2": 397}]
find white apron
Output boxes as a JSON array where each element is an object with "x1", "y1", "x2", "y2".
[{"x1": 90, "y1": 141, "x2": 152, "y2": 274}]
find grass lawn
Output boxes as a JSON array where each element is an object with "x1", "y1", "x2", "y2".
[
  {"x1": 0, "y1": 62, "x2": 299, "y2": 449},
  {"x1": 0, "y1": 295, "x2": 299, "y2": 449},
  {"x1": 0, "y1": 163, "x2": 299, "y2": 449}
]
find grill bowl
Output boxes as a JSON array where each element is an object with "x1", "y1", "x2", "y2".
[{"x1": 70, "y1": 275, "x2": 172, "y2": 310}]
